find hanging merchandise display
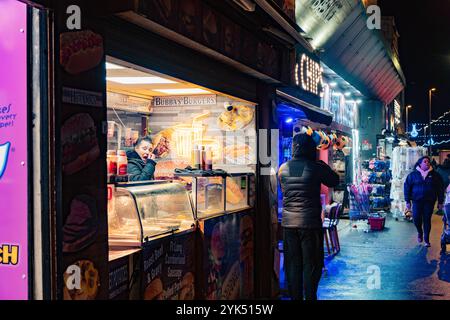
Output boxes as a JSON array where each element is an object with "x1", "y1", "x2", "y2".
[
  {"x1": 390, "y1": 146, "x2": 428, "y2": 219},
  {"x1": 360, "y1": 158, "x2": 392, "y2": 213}
]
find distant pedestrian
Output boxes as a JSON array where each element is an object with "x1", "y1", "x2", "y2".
[
  {"x1": 431, "y1": 158, "x2": 438, "y2": 169},
  {"x1": 278, "y1": 133, "x2": 339, "y2": 300},
  {"x1": 436, "y1": 160, "x2": 450, "y2": 220},
  {"x1": 404, "y1": 156, "x2": 445, "y2": 247}
]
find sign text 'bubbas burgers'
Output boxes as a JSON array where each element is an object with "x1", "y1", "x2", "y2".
[{"x1": 295, "y1": 53, "x2": 323, "y2": 96}]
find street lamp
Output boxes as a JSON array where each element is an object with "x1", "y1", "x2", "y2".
[
  {"x1": 428, "y1": 88, "x2": 437, "y2": 154},
  {"x1": 406, "y1": 105, "x2": 412, "y2": 136}
]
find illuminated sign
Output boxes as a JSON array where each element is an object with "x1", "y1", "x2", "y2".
[
  {"x1": 0, "y1": 0, "x2": 28, "y2": 300},
  {"x1": 394, "y1": 100, "x2": 401, "y2": 125},
  {"x1": 295, "y1": 53, "x2": 323, "y2": 96},
  {"x1": 410, "y1": 124, "x2": 418, "y2": 138}
]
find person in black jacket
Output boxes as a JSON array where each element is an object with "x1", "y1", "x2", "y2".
[
  {"x1": 278, "y1": 133, "x2": 339, "y2": 300},
  {"x1": 126, "y1": 136, "x2": 157, "y2": 181},
  {"x1": 404, "y1": 156, "x2": 445, "y2": 247}
]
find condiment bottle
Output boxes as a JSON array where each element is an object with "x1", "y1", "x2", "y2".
[
  {"x1": 205, "y1": 146, "x2": 213, "y2": 171},
  {"x1": 117, "y1": 150, "x2": 128, "y2": 176},
  {"x1": 107, "y1": 150, "x2": 118, "y2": 176},
  {"x1": 201, "y1": 146, "x2": 206, "y2": 171},
  {"x1": 193, "y1": 144, "x2": 201, "y2": 170}
]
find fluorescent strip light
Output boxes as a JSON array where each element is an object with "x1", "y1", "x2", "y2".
[
  {"x1": 344, "y1": 92, "x2": 351, "y2": 97},
  {"x1": 106, "y1": 77, "x2": 177, "y2": 84},
  {"x1": 153, "y1": 88, "x2": 211, "y2": 94},
  {"x1": 329, "y1": 82, "x2": 337, "y2": 87},
  {"x1": 332, "y1": 92, "x2": 342, "y2": 97},
  {"x1": 105, "y1": 62, "x2": 125, "y2": 70}
]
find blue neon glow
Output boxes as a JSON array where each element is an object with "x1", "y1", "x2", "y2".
[{"x1": 410, "y1": 124, "x2": 419, "y2": 138}]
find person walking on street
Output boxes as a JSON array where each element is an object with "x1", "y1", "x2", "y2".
[
  {"x1": 404, "y1": 156, "x2": 445, "y2": 247},
  {"x1": 436, "y1": 159, "x2": 450, "y2": 220},
  {"x1": 278, "y1": 133, "x2": 339, "y2": 300}
]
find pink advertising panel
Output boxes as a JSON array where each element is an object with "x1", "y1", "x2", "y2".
[{"x1": 0, "y1": 0, "x2": 29, "y2": 299}]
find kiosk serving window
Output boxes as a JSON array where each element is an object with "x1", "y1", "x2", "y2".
[{"x1": 106, "y1": 57, "x2": 256, "y2": 246}]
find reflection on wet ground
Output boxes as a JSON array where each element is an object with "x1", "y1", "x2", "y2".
[{"x1": 280, "y1": 214, "x2": 450, "y2": 300}]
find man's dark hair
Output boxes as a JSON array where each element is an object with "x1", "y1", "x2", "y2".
[
  {"x1": 414, "y1": 156, "x2": 431, "y2": 169},
  {"x1": 134, "y1": 135, "x2": 153, "y2": 148},
  {"x1": 292, "y1": 133, "x2": 317, "y2": 161}
]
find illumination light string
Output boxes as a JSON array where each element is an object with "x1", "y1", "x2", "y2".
[
  {"x1": 417, "y1": 110, "x2": 450, "y2": 132},
  {"x1": 423, "y1": 138, "x2": 450, "y2": 147}
]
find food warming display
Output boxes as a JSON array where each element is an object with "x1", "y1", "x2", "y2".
[
  {"x1": 174, "y1": 173, "x2": 252, "y2": 219},
  {"x1": 108, "y1": 181, "x2": 196, "y2": 246}
]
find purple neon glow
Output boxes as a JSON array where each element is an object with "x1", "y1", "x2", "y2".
[{"x1": 0, "y1": 0, "x2": 28, "y2": 300}]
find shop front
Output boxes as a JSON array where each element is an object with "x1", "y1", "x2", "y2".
[{"x1": 21, "y1": 0, "x2": 300, "y2": 300}]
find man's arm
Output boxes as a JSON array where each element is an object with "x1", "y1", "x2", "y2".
[{"x1": 318, "y1": 160, "x2": 339, "y2": 188}]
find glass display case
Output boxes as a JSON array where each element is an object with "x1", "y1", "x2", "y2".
[
  {"x1": 192, "y1": 176, "x2": 225, "y2": 219},
  {"x1": 226, "y1": 175, "x2": 250, "y2": 212},
  {"x1": 108, "y1": 181, "x2": 195, "y2": 246},
  {"x1": 174, "y1": 172, "x2": 253, "y2": 219}
]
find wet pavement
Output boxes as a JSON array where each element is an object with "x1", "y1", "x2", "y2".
[{"x1": 280, "y1": 214, "x2": 450, "y2": 300}]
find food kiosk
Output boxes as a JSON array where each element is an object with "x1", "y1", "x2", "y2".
[{"x1": 105, "y1": 58, "x2": 256, "y2": 299}]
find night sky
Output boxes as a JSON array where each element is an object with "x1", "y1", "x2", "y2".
[{"x1": 379, "y1": 0, "x2": 450, "y2": 149}]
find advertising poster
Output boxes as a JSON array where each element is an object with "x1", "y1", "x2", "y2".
[
  {"x1": 54, "y1": 0, "x2": 109, "y2": 300},
  {"x1": 203, "y1": 212, "x2": 254, "y2": 300},
  {"x1": 142, "y1": 232, "x2": 196, "y2": 300},
  {"x1": 0, "y1": 0, "x2": 28, "y2": 300}
]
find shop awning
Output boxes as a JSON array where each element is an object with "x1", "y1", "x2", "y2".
[
  {"x1": 276, "y1": 89, "x2": 333, "y2": 126},
  {"x1": 295, "y1": 1, "x2": 405, "y2": 104}
]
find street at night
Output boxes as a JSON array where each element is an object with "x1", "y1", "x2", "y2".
[{"x1": 0, "y1": 0, "x2": 449, "y2": 310}]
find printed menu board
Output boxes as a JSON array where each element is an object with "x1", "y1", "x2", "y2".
[
  {"x1": 141, "y1": 232, "x2": 196, "y2": 300},
  {"x1": 0, "y1": 0, "x2": 28, "y2": 300}
]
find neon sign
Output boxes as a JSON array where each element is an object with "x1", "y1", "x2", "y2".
[
  {"x1": 295, "y1": 53, "x2": 323, "y2": 96},
  {"x1": 410, "y1": 124, "x2": 418, "y2": 138}
]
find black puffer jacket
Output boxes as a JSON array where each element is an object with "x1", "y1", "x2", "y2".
[
  {"x1": 278, "y1": 157, "x2": 339, "y2": 229},
  {"x1": 126, "y1": 150, "x2": 156, "y2": 181},
  {"x1": 404, "y1": 167, "x2": 444, "y2": 204}
]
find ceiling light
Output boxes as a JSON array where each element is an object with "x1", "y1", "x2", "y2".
[
  {"x1": 356, "y1": 99, "x2": 362, "y2": 104},
  {"x1": 105, "y1": 62, "x2": 125, "y2": 70},
  {"x1": 106, "y1": 77, "x2": 177, "y2": 84},
  {"x1": 344, "y1": 92, "x2": 351, "y2": 97},
  {"x1": 153, "y1": 88, "x2": 211, "y2": 95},
  {"x1": 329, "y1": 82, "x2": 337, "y2": 87}
]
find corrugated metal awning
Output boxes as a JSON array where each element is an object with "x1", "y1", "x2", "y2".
[{"x1": 295, "y1": 1, "x2": 405, "y2": 104}]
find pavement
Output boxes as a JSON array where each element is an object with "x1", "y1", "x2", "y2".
[{"x1": 280, "y1": 214, "x2": 450, "y2": 300}]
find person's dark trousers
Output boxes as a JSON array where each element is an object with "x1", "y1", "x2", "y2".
[
  {"x1": 283, "y1": 227, "x2": 324, "y2": 300},
  {"x1": 412, "y1": 201, "x2": 435, "y2": 243}
]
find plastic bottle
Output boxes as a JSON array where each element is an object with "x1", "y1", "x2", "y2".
[
  {"x1": 193, "y1": 145, "x2": 201, "y2": 170},
  {"x1": 201, "y1": 146, "x2": 206, "y2": 171},
  {"x1": 107, "y1": 150, "x2": 118, "y2": 175},
  {"x1": 205, "y1": 146, "x2": 213, "y2": 171},
  {"x1": 117, "y1": 150, "x2": 128, "y2": 176}
]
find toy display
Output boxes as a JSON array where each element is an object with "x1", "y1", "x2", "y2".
[{"x1": 361, "y1": 159, "x2": 392, "y2": 212}]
